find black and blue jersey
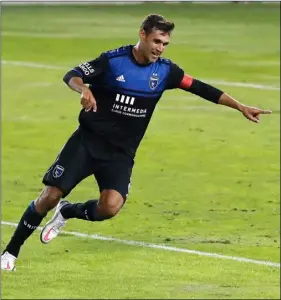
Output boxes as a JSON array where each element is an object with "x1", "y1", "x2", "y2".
[
  {"x1": 63, "y1": 44, "x2": 223, "y2": 159},
  {"x1": 64, "y1": 45, "x2": 184, "y2": 159}
]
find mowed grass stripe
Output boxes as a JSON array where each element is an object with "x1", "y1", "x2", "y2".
[
  {"x1": 2, "y1": 221, "x2": 280, "y2": 268},
  {"x1": 2, "y1": 60, "x2": 280, "y2": 91}
]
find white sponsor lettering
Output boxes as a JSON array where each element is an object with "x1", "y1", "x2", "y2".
[
  {"x1": 79, "y1": 62, "x2": 95, "y2": 76},
  {"x1": 125, "y1": 96, "x2": 130, "y2": 104},
  {"x1": 130, "y1": 97, "x2": 135, "y2": 105},
  {"x1": 115, "y1": 93, "x2": 135, "y2": 106},
  {"x1": 120, "y1": 95, "x2": 125, "y2": 103},
  {"x1": 112, "y1": 94, "x2": 146, "y2": 117}
]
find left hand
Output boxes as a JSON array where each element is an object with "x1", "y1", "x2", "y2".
[{"x1": 240, "y1": 105, "x2": 272, "y2": 123}]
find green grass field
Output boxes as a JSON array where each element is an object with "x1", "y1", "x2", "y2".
[{"x1": 1, "y1": 2, "x2": 280, "y2": 299}]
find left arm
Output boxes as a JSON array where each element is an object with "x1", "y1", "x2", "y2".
[{"x1": 179, "y1": 74, "x2": 272, "y2": 123}]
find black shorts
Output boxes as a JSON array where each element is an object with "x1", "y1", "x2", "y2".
[{"x1": 42, "y1": 129, "x2": 134, "y2": 198}]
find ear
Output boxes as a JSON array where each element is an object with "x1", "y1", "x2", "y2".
[{"x1": 139, "y1": 29, "x2": 146, "y2": 40}]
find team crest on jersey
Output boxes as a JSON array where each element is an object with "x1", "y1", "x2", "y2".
[
  {"x1": 149, "y1": 73, "x2": 159, "y2": 90},
  {"x1": 53, "y1": 165, "x2": 65, "y2": 178}
]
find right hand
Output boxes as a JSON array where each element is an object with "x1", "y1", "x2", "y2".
[{"x1": 80, "y1": 87, "x2": 97, "y2": 112}]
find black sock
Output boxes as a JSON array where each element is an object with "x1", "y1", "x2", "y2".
[
  {"x1": 4, "y1": 201, "x2": 46, "y2": 258},
  {"x1": 61, "y1": 200, "x2": 106, "y2": 221}
]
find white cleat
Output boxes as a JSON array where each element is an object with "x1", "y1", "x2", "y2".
[
  {"x1": 40, "y1": 200, "x2": 69, "y2": 244},
  {"x1": 1, "y1": 251, "x2": 16, "y2": 271}
]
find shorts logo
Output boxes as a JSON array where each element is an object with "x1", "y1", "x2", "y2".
[
  {"x1": 53, "y1": 165, "x2": 65, "y2": 178},
  {"x1": 149, "y1": 73, "x2": 159, "y2": 90}
]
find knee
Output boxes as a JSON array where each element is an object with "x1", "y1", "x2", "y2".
[
  {"x1": 35, "y1": 186, "x2": 63, "y2": 214},
  {"x1": 104, "y1": 202, "x2": 120, "y2": 219},
  {"x1": 98, "y1": 190, "x2": 125, "y2": 219}
]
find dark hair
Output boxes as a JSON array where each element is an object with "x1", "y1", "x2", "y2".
[{"x1": 140, "y1": 14, "x2": 175, "y2": 35}]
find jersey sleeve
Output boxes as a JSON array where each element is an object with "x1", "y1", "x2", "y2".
[
  {"x1": 165, "y1": 62, "x2": 185, "y2": 90},
  {"x1": 164, "y1": 61, "x2": 223, "y2": 103},
  {"x1": 180, "y1": 75, "x2": 223, "y2": 104},
  {"x1": 63, "y1": 53, "x2": 109, "y2": 85}
]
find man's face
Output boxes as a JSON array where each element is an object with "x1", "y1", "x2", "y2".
[{"x1": 139, "y1": 28, "x2": 170, "y2": 63}]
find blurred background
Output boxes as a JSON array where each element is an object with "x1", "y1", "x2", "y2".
[{"x1": 1, "y1": 1, "x2": 280, "y2": 299}]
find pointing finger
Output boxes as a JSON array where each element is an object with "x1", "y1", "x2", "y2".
[{"x1": 259, "y1": 109, "x2": 272, "y2": 114}]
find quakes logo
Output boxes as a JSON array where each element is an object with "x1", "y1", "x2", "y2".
[{"x1": 149, "y1": 73, "x2": 159, "y2": 90}]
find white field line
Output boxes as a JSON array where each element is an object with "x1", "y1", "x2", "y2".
[
  {"x1": 51, "y1": 18, "x2": 139, "y2": 25},
  {"x1": 237, "y1": 61, "x2": 280, "y2": 67},
  {"x1": 1, "y1": 30, "x2": 238, "y2": 39},
  {"x1": 159, "y1": 106, "x2": 234, "y2": 112},
  {"x1": 1, "y1": 221, "x2": 280, "y2": 268},
  {"x1": 1, "y1": 30, "x2": 136, "y2": 39},
  {"x1": 205, "y1": 79, "x2": 280, "y2": 91},
  {"x1": 2, "y1": 60, "x2": 280, "y2": 91},
  {"x1": 2, "y1": 60, "x2": 65, "y2": 70}
]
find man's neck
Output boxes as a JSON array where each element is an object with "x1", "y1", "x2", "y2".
[{"x1": 132, "y1": 42, "x2": 150, "y2": 65}]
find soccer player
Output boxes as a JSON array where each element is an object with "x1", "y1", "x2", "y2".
[{"x1": 1, "y1": 14, "x2": 271, "y2": 271}]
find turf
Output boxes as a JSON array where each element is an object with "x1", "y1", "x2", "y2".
[{"x1": 1, "y1": 3, "x2": 280, "y2": 299}]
